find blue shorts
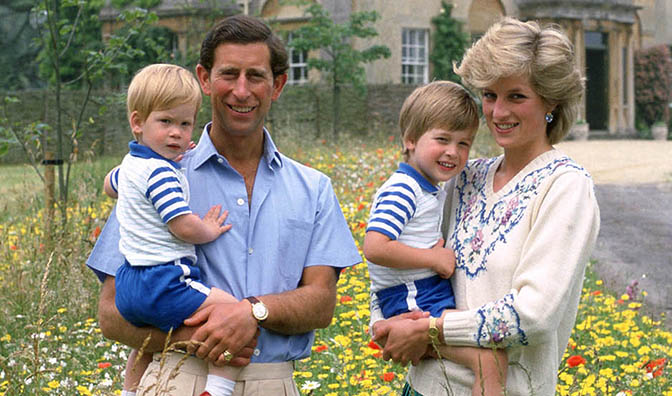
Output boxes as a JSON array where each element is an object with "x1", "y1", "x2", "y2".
[
  {"x1": 115, "y1": 258, "x2": 210, "y2": 332},
  {"x1": 375, "y1": 275, "x2": 455, "y2": 318}
]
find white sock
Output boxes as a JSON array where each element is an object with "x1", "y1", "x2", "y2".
[
  {"x1": 204, "y1": 374, "x2": 236, "y2": 396},
  {"x1": 121, "y1": 391, "x2": 137, "y2": 396}
]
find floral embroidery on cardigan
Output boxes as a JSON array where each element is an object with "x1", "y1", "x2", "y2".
[
  {"x1": 450, "y1": 156, "x2": 587, "y2": 278},
  {"x1": 475, "y1": 293, "x2": 528, "y2": 347}
]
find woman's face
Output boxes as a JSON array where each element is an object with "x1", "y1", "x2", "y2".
[{"x1": 481, "y1": 75, "x2": 553, "y2": 154}]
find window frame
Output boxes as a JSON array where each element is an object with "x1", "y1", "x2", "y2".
[{"x1": 401, "y1": 28, "x2": 429, "y2": 85}]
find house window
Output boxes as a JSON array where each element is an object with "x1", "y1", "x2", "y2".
[
  {"x1": 401, "y1": 28, "x2": 428, "y2": 84},
  {"x1": 287, "y1": 32, "x2": 308, "y2": 85}
]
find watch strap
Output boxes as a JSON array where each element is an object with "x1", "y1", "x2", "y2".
[{"x1": 428, "y1": 316, "x2": 440, "y2": 344}]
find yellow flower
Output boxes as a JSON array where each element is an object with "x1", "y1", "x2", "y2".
[{"x1": 76, "y1": 385, "x2": 92, "y2": 395}]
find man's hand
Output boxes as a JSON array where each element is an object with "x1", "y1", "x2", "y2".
[
  {"x1": 428, "y1": 238, "x2": 455, "y2": 279},
  {"x1": 373, "y1": 311, "x2": 430, "y2": 366},
  {"x1": 184, "y1": 300, "x2": 258, "y2": 364}
]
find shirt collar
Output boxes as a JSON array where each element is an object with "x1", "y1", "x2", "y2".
[
  {"x1": 128, "y1": 141, "x2": 181, "y2": 169},
  {"x1": 190, "y1": 122, "x2": 283, "y2": 170},
  {"x1": 396, "y1": 162, "x2": 438, "y2": 193}
]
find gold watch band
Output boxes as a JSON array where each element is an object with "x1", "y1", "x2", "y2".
[{"x1": 428, "y1": 316, "x2": 440, "y2": 344}]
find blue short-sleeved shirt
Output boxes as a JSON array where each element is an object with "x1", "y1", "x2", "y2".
[{"x1": 87, "y1": 123, "x2": 362, "y2": 362}]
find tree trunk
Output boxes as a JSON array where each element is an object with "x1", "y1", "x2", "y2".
[
  {"x1": 44, "y1": 151, "x2": 55, "y2": 245},
  {"x1": 332, "y1": 83, "x2": 341, "y2": 140}
]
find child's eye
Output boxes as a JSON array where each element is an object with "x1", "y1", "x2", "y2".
[{"x1": 482, "y1": 92, "x2": 495, "y2": 100}]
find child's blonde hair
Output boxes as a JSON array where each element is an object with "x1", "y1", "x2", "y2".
[
  {"x1": 127, "y1": 63, "x2": 202, "y2": 127},
  {"x1": 399, "y1": 81, "x2": 479, "y2": 160}
]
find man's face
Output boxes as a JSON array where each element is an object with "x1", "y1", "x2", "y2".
[{"x1": 196, "y1": 42, "x2": 286, "y2": 139}]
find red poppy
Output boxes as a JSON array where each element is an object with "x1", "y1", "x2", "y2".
[
  {"x1": 644, "y1": 358, "x2": 666, "y2": 377},
  {"x1": 591, "y1": 290, "x2": 601, "y2": 296},
  {"x1": 9, "y1": 245, "x2": 17, "y2": 251},
  {"x1": 368, "y1": 340, "x2": 381, "y2": 350},
  {"x1": 340, "y1": 295, "x2": 353, "y2": 303},
  {"x1": 98, "y1": 362, "x2": 112, "y2": 369},
  {"x1": 567, "y1": 355, "x2": 586, "y2": 368},
  {"x1": 381, "y1": 372, "x2": 395, "y2": 382},
  {"x1": 315, "y1": 345, "x2": 328, "y2": 353}
]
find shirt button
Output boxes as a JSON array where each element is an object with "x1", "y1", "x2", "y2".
[
  {"x1": 248, "y1": 247, "x2": 254, "y2": 255},
  {"x1": 237, "y1": 198, "x2": 245, "y2": 206},
  {"x1": 253, "y1": 348, "x2": 261, "y2": 356},
  {"x1": 217, "y1": 158, "x2": 224, "y2": 164}
]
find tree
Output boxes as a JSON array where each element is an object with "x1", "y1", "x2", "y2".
[
  {"x1": 288, "y1": 2, "x2": 390, "y2": 139},
  {"x1": 1, "y1": 1, "x2": 159, "y2": 231},
  {"x1": 429, "y1": 1, "x2": 469, "y2": 83},
  {"x1": 0, "y1": 1, "x2": 43, "y2": 90}
]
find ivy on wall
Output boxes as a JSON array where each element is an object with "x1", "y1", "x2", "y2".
[{"x1": 634, "y1": 45, "x2": 672, "y2": 127}]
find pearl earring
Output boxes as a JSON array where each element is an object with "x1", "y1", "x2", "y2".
[{"x1": 545, "y1": 112, "x2": 554, "y2": 123}]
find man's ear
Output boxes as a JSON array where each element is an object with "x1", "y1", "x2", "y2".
[
  {"x1": 196, "y1": 64, "x2": 211, "y2": 96},
  {"x1": 271, "y1": 73, "x2": 288, "y2": 101}
]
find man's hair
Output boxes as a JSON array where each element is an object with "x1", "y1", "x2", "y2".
[
  {"x1": 399, "y1": 81, "x2": 480, "y2": 160},
  {"x1": 127, "y1": 63, "x2": 202, "y2": 123},
  {"x1": 199, "y1": 14, "x2": 289, "y2": 77},
  {"x1": 454, "y1": 17, "x2": 585, "y2": 144}
]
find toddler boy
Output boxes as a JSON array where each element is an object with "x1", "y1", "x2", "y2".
[
  {"x1": 104, "y1": 64, "x2": 238, "y2": 396},
  {"x1": 364, "y1": 81, "x2": 507, "y2": 396}
]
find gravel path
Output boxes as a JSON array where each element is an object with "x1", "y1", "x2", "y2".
[{"x1": 556, "y1": 140, "x2": 672, "y2": 326}]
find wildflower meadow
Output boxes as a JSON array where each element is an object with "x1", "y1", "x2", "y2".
[{"x1": 0, "y1": 134, "x2": 670, "y2": 395}]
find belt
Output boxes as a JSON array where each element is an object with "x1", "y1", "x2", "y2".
[{"x1": 152, "y1": 352, "x2": 295, "y2": 380}]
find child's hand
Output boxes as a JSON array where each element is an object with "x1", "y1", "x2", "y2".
[
  {"x1": 201, "y1": 205, "x2": 233, "y2": 239},
  {"x1": 175, "y1": 140, "x2": 196, "y2": 162},
  {"x1": 429, "y1": 238, "x2": 456, "y2": 279}
]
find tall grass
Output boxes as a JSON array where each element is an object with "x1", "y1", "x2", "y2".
[{"x1": 1, "y1": 133, "x2": 669, "y2": 396}]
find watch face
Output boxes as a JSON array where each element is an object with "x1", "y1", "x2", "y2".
[{"x1": 252, "y1": 303, "x2": 268, "y2": 320}]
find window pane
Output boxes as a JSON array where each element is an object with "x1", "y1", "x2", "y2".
[{"x1": 401, "y1": 28, "x2": 428, "y2": 84}]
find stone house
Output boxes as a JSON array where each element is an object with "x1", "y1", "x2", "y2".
[{"x1": 101, "y1": 0, "x2": 672, "y2": 137}]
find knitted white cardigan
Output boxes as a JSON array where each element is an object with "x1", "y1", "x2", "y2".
[{"x1": 372, "y1": 149, "x2": 600, "y2": 396}]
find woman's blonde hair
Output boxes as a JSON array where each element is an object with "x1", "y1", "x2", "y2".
[
  {"x1": 399, "y1": 81, "x2": 480, "y2": 160},
  {"x1": 127, "y1": 63, "x2": 202, "y2": 123},
  {"x1": 454, "y1": 17, "x2": 584, "y2": 144}
]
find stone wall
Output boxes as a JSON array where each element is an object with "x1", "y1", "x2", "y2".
[{"x1": 1, "y1": 84, "x2": 417, "y2": 163}]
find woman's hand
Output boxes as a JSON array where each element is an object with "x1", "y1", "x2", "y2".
[{"x1": 373, "y1": 311, "x2": 430, "y2": 366}]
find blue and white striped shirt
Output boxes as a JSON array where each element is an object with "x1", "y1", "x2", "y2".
[
  {"x1": 115, "y1": 142, "x2": 195, "y2": 266},
  {"x1": 366, "y1": 163, "x2": 446, "y2": 291}
]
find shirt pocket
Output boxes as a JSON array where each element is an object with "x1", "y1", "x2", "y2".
[{"x1": 276, "y1": 218, "x2": 313, "y2": 285}]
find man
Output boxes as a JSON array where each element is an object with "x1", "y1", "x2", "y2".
[{"x1": 87, "y1": 15, "x2": 361, "y2": 396}]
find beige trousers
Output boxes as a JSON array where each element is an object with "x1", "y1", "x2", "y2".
[{"x1": 136, "y1": 352, "x2": 299, "y2": 396}]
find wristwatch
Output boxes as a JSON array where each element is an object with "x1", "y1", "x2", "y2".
[
  {"x1": 246, "y1": 296, "x2": 269, "y2": 323},
  {"x1": 428, "y1": 316, "x2": 440, "y2": 344}
]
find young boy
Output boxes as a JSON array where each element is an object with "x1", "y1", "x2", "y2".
[
  {"x1": 363, "y1": 81, "x2": 507, "y2": 396},
  {"x1": 103, "y1": 64, "x2": 239, "y2": 396}
]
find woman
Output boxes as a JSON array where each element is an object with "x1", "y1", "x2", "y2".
[{"x1": 371, "y1": 17, "x2": 600, "y2": 396}]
